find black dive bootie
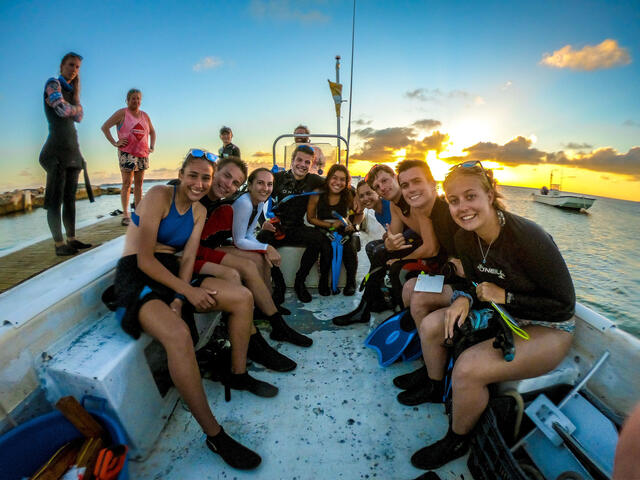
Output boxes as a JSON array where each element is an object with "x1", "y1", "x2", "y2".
[
  {"x1": 271, "y1": 266, "x2": 286, "y2": 306},
  {"x1": 393, "y1": 364, "x2": 428, "y2": 390},
  {"x1": 223, "y1": 372, "x2": 278, "y2": 401},
  {"x1": 268, "y1": 313, "x2": 313, "y2": 347},
  {"x1": 206, "y1": 427, "x2": 262, "y2": 470},
  {"x1": 247, "y1": 329, "x2": 297, "y2": 372},
  {"x1": 332, "y1": 296, "x2": 370, "y2": 326},
  {"x1": 318, "y1": 273, "x2": 331, "y2": 296},
  {"x1": 411, "y1": 426, "x2": 470, "y2": 470}
]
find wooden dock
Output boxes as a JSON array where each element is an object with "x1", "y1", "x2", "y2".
[{"x1": 0, "y1": 216, "x2": 125, "y2": 293}]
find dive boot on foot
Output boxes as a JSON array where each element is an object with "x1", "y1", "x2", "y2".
[
  {"x1": 269, "y1": 313, "x2": 313, "y2": 347},
  {"x1": 332, "y1": 298, "x2": 370, "y2": 326},
  {"x1": 225, "y1": 372, "x2": 278, "y2": 399},
  {"x1": 411, "y1": 427, "x2": 469, "y2": 470},
  {"x1": 248, "y1": 329, "x2": 297, "y2": 372},
  {"x1": 56, "y1": 244, "x2": 77, "y2": 256},
  {"x1": 68, "y1": 239, "x2": 92, "y2": 249},
  {"x1": 294, "y1": 279, "x2": 312, "y2": 303},
  {"x1": 393, "y1": 365, "x2": 428, "y2": 390},
  {"x1": 397, "y1": 379, "x2": 444, "y2": 406},
  {"x1": 206, "y1": 427, "x2": 262, "y2": 470}
]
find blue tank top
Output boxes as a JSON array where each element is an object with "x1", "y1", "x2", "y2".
[
  {"x1": 132, "y1": 186, "x2": 194, "y2": 250},
  {"x1": 375, "y1": 199, "x2": 392, "y2": 226}
]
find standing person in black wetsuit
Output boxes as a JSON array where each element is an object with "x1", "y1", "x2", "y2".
[
  {"x1": 257, "y1": 144, "x2": 325, "y2": 302},
  {"x1": 39, "y1": 52, "x2": 92, "y2": 256},
  {"x1": 218, "y1": 126, "x2": 241, "y2": 159},
  {"x1": 409, "y1": 161, "x2": 575, "y2": 470}
]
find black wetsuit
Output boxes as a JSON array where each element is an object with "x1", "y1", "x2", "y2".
[
  {"x1": 455, "y1": 211, "x2": 575, "y2": 322},
  {"x1": 257, "y1": 170, "x2": 325, "y2": 282},
  {"x1": 39, "y1": 81, "x2": 84, "y2": 243},
  {"x1": 219, "y1": 143, "x2": 241, "y2": 159}
]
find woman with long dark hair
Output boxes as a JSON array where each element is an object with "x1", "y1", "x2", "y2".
[{"x1": 307, "y1": 164, "x2": 358, "y2": 296}]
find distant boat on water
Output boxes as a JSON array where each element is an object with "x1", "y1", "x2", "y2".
[{"x1": 533, "y1": 169, "x2": 596, "y2": 211}]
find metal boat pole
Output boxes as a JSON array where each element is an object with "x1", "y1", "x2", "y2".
[
  {"x1": 346, "y1": 0, "x2": 356, "y2": 167},
  {"x1": 335, "y1": 55, "x2": 341, "y2": 163}
]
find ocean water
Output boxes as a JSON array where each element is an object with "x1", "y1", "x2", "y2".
[{"x1": 1, "y1": 183, "x2": 638, "y2": 337}]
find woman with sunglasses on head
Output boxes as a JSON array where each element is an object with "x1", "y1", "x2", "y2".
[
  {"x1": 410, "y1": 161, "x2": 575, "y2": 470},
  {"x1": 39, "y1": 52, "x2": 93, "y2": 256},
  {"x1": 113, "y1": 149, "x2": 270, "y2": 470},
  {"x1": 101, "y1": 88, "x2": 156, "y2": 226},
  {"x1": 307, "y1": 164, "x2": 359, "y2": 296}
]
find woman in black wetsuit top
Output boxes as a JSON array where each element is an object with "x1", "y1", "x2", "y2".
[
  {"x1": 307, "y1": 164, "x2": 358, "y2": 296},
  {"x1": 409, "y1": 161, "x2": 575, "y2": 470},
  {"x1": 39, "y1": 52, "x2": 92, "y2": 256}
]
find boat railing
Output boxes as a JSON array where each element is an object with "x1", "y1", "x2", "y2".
[{"x1": 272, "y1": 133, "x2": 349, "y2": 169}]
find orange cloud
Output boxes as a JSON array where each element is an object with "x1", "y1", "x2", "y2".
[
  {"x1": 252, "y1": 151, "x2": 271, "y2": 158},
  {"x1": 351, "y1": 126, "x2": 450, "y2": 162},
  {"x1": 540, "y1": 39, "x2": 631, "y2": 71}
]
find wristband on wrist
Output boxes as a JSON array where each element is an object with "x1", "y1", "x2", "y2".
[
  {"x1": 451, "y1": 290, "x2": 473, "y2": 308},
  {"x1": 505, "y1": 292, "x2": 515, "y2": 305}
]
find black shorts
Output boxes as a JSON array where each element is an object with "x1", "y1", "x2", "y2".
[{"x1": 114, "y1": 253, "x2": 181, "y2": 339}]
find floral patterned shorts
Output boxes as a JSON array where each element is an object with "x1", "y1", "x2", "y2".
[{"x1": 118, "y1": 150, "x2": 149, "y2": 172}]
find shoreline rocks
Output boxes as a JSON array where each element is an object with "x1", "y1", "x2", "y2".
[{"x1": 0, "y1": 186, "x2": 121, "y2": 216}]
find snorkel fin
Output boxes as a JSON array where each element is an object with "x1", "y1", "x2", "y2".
[{"x1": 364, "y1": 309, "x2": 417, "y2": 367}]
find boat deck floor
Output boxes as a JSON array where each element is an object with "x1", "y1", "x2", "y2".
[
  {"x1": 0, "y1": 216, "x2": 125, "y2": 293},
  {"x1": 130, "y1": 290, "x2": 471, "y2": 480}
]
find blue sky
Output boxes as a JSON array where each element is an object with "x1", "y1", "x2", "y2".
[{"x1": 1, "y1": 0, "x2": 639, "y2": 200}]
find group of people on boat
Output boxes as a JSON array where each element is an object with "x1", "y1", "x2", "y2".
[{"x1": 40, "y1": 52, "x2": 577, "y2": 474}]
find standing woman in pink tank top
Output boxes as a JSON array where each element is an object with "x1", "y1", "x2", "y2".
[{"x1": 101, "y1": 88, "x2": 156, "y2": 225}]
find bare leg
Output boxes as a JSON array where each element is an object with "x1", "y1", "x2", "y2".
[
  {"x1": 198, "y1": 277, "x2": 255, "y2": 372},
  {"x1": 219, "y1": 251, "x2": 278, "y2": 316},
  {"x1": 199, "y1": 262, "x2": 242, "y2": 285},
  {"x1": 406, "y1": 280, "x2": 453, "y2": 329},
  {"x1": 120, "y1": 170, "x2": 133, "y2": 218},
  {"x1": 451, "y1": 326, "x2": 573, "y2": 434},
  {"x1": 139, "y1": 299, "x2": 220, "y2": 436},
  {"x1": 417, "y1": 308, "x2": 450, "y2": 380},
  {"x1": 218, "y1": 247, "x2": 272, "y2": 290},
  {"x1": 133, "y1": 169, "x2": 145, "y2": 208}
]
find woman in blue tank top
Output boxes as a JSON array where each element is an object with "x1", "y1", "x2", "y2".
[{"x1": 114, "y1": 150, "x2": 272, "y2": 470}]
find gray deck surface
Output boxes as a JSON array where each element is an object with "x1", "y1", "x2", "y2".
[{"x1": 130, "y1": 289, "x2": 471, "y2": 480}]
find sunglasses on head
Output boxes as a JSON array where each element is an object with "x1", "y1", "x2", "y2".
[
  {"x1": 449, "y1": 160, "x2": 492, "y2": 184},
  {"x1": 296, "y1": 144, "x2": 315, "y2": 155},
  {"x1": 188, "y1": 148, "x2": 218, "y2": 163}
]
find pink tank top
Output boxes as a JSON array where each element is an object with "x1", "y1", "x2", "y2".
[{"x1": 118, "y1": 108, "x2": 150, "y2": 158}]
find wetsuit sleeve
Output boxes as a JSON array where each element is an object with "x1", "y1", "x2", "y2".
[
  {"x1": 232, "y1": 195, "x2": 268, "y2": 252},
  {"x1": 506, "y1": 226, "x2": 575, "y2": 321},
  {"x1": 44, "y1": 78, "x2": 83, "y2": 122}
]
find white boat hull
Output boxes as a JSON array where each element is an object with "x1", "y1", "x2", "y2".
[{"x1": 533, "y1": 193, "x2": 596, "y2": 210}]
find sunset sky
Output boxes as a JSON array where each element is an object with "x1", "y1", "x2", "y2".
[{"x1": 1, "y1": 0, "x2": 639, "y2": 201}]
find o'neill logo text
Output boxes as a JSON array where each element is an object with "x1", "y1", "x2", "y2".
[{"x1": 477, "y1": 263, "x2": 506, "y2": 279}]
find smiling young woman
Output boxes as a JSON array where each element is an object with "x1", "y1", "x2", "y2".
[{"x1": 408, "y1": 161, "x2": 575, "y2": 470}]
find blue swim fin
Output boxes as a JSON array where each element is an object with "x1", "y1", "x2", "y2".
[
  {"x1": 331, "y1": 232, "x2": 343, "y2": 293},
  {"x1": 401, "y1": 333, "x2": 422, "y2": 362},
  {"x1": 364, "y1": 309, "x2": 416, "y2": 367}
]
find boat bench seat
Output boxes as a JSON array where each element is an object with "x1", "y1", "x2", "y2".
[
  {"x1": 496, "y1": 354, "x2": 581, "y2": 396},
  {"x1": 277, "y1": 245, "x2": 346, "y2": 288},
  {"x1": 40, "y1": 307, "x2": 221, "y2": 460}
]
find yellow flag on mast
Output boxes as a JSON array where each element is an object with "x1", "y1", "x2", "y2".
[{"x1": 328, "y1": 80, "x2": 342, "y2": 117}]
